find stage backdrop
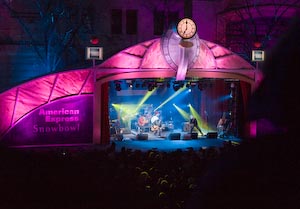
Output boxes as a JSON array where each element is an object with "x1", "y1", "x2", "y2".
[{"x1": 2, "y1": 95, "x2": 93, "y2": 146}]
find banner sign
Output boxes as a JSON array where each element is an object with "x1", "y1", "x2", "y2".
[{"x1": 2, "y1": 95, "x2": 93, "y2": 146}]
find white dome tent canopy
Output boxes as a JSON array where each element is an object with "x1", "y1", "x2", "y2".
[{"x1": 0, "y1": 35, "x2": 261, "y2": 146}]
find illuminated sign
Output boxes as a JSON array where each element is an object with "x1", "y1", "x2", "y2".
[
  {"x1": 252, "y1": 50, "x2": 265, "y2": 62},
  {"x1": 2, "y1": 96, "x2": 93, "y2": 146},
  {"x1": 86, "y1": 47, "x2": 103, "y2": 60}
]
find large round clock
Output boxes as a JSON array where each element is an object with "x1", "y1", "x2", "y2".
[
  {"x1": 161, "y1": 28, "x2": 200, "y2": 71},
  {"x1": 177, "y1": 17, "x2": 197, "y2": 39}
]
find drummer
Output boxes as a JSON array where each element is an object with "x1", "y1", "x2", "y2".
[{"x1": 137, "y1": 114, "x2": 149, "y2": 133}]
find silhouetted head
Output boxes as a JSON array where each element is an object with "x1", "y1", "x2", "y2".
[{"x1": 249, "y1": 12, "x2": 300, "y2": 136}]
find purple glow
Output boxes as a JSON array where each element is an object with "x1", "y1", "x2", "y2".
[
  {"x1": 0, "y1": 70, "x2": 93, "y2": 139},
  {"x1": 2, "y1": 96, "x2": 93, "y2": 146},
  {"x1": 1, "y1": 37, "x2": 258, "y2": 143}
]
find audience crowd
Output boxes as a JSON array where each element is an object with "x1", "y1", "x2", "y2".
[
  {"x1": 0, "y1": 141, "x2": 234, "y2": 209},
  {"x1": 1, "y1": 8, "x2": 300, "y2": 209}
]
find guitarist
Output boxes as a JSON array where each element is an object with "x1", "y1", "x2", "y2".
[
  {"x1": 151, "y1": 111, "x2": 162, "y2": 136},
  {"x1": 189, "y1": 115, "x2": 204, "y2": 136}
]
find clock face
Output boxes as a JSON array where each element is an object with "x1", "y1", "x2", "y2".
[
  {"x1": 177, "y1": 18, "x2": 197, "y2": 39},
  {"x1": 161, "y1": 29, "x2": 200, "y2": 70}
]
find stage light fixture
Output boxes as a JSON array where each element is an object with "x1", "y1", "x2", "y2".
[
  {"x1": 173, "y1": 84, "x2": 180, "y2": 91},
  {"x1": 190, "y1": 82, "x2": 197, "y2": 87},
  {"x1": 148, "y1": 83, "x2": 155, "y2": 91},
  {"x1": 156, "y1": 81, "x2": 165, "y2": 88},
  {"x1": 126, "y1": 80, "x2": 134, "y2": 88},
  {"x1": 115, "y1": 81, "x2": 121, "y2": 91},
  {"x1": 173, "y1": 81, "x2": 184, "y2": 91}
]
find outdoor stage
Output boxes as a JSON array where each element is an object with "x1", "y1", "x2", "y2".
[
  {"x1": 110, "y1": 128, "x2": 241, "y2": 152},
  {"x1": 10, "y1": 129, "x2": 241, "y2": 153}
]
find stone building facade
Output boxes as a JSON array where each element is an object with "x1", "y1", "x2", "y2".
[{"x1": 0, "y1": 0, "x2": 298, "y2": 91}]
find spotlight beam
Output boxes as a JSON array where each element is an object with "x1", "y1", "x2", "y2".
[
  {"x1": 134, "y1": 88, "x2": 157, "y2": 113},
  {"x1": 173, "y1": 104, "x2": 190, "y2": 121},
  {"x1": 189, "y1": 104, "x2": 212, "y2": 132},
  {"x1": 155, "y1": 86, "x2": 186, "y2": 111}
]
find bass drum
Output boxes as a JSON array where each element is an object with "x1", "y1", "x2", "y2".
[{"x1": 138, "y1": 116, "x2": 148, "y2": 127}]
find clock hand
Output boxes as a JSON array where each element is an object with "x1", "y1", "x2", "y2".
[{"x1": 183, "y1": 22, "x2": 188, "y2": 34}]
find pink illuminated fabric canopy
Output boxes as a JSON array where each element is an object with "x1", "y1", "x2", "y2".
[
  {"x1": 0, "y1": 37, "x2": 256, "y2": 139},
  {"x1": 95, "y1": 38, "x2": 255, "y2": 84},
  {"x1": 98, "y1": 38, "x2": 254, "y2": 70},
  {"x1": 0, "y1": 70, "x2": 94, "y2": 138}
]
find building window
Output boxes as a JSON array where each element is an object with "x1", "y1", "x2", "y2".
[
  {"x1": 111, "y1": 9, "x2": 122, "y2": 34},
  {"x1": 153, "y1": 10, "x2": 164, "y2": 35},
  {"x1": 153, "y1": 10, "x2": 179, "y2": 35},
  {"x1": 168, "y1": 11, "x2": 179, "y2": 27},
  {"x1": 126, "y1": 10, "x2": 137, "y2": 35}
]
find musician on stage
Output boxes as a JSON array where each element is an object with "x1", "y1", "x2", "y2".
[
  {"x1": 151, "y1": 111, "x2": 162, "y2": 136},
  {"x1": 137, "y1": 113, "x2": 149, "y2": 133},
  {"x1": 217, "y1": 112, "x2": 232, "y2": 138},
  {"x1": 189, "y1": 115, "x2": 204, "y2": 136}
]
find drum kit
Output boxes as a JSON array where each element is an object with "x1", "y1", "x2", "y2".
[{"x1": 138, "y1": 115, "x2": 149, "y2": 127}]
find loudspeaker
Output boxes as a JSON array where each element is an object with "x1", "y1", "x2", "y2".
[
  {"x1": 207, "y1": 132, "x2": 218, "y2": 139},
  {"x1": 169, "y1": 133, "x2": 181, "y2": 140},
  {"x1": 136, "y1": 133, "x2": 148, "y2": 140},
  {"x1": 122, "y1": 128, "x2": 131, "y2": 134},
  {"x1": 183, "y1": 134, "x2": 191, "y2": 140},
  {"x1": 191, "y1": 132, "x2": 198, "y2": 139},
  {"x1": 115, "y1": 134, "x2": 123, "y2": 141}
]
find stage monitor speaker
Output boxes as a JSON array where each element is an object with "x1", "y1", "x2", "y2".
[
  {"x1": 136, "y1": 133, "x2": 148, "y2": 140},
  {"x1": 182, "y1": 122, "x2": 191, "y2": 132},
  {"x1": 115, "y1": 134, "x2": 123, "y2": 141},
  {"x1": 183, "y1": 134, "x2": 191, "y2": 140},
  {"x1": 169, "y1": 133, "x2": 181, "y2": 140},
  {"x1": 207, "y1": 132, "x2": 218, "y2": 139},
  {"x1": 191, "y1": 133, "x2": 198, "y2": 139},
  {"x1": 122, "y1": 128, "x2": 131, "y2": 134}
]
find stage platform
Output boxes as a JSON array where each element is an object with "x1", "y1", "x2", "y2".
[
  {"x1": 111, "y1": 129, "x2": 241, "y2": 152},
  {"x1": 9, "y1": 129, "x2": 241, "y2": 153}
]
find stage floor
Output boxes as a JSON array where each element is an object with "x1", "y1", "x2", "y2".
[
  {"x1": 111, "y1": 129, "x2": 241, "y2": 152},
  {"x1": 10, "y1": 129, "x2": 241, "y2": 153}
]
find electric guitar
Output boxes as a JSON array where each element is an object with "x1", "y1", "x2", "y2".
[{"x1": 151, "y1": 125, "x2": 160, "y2": 131}]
